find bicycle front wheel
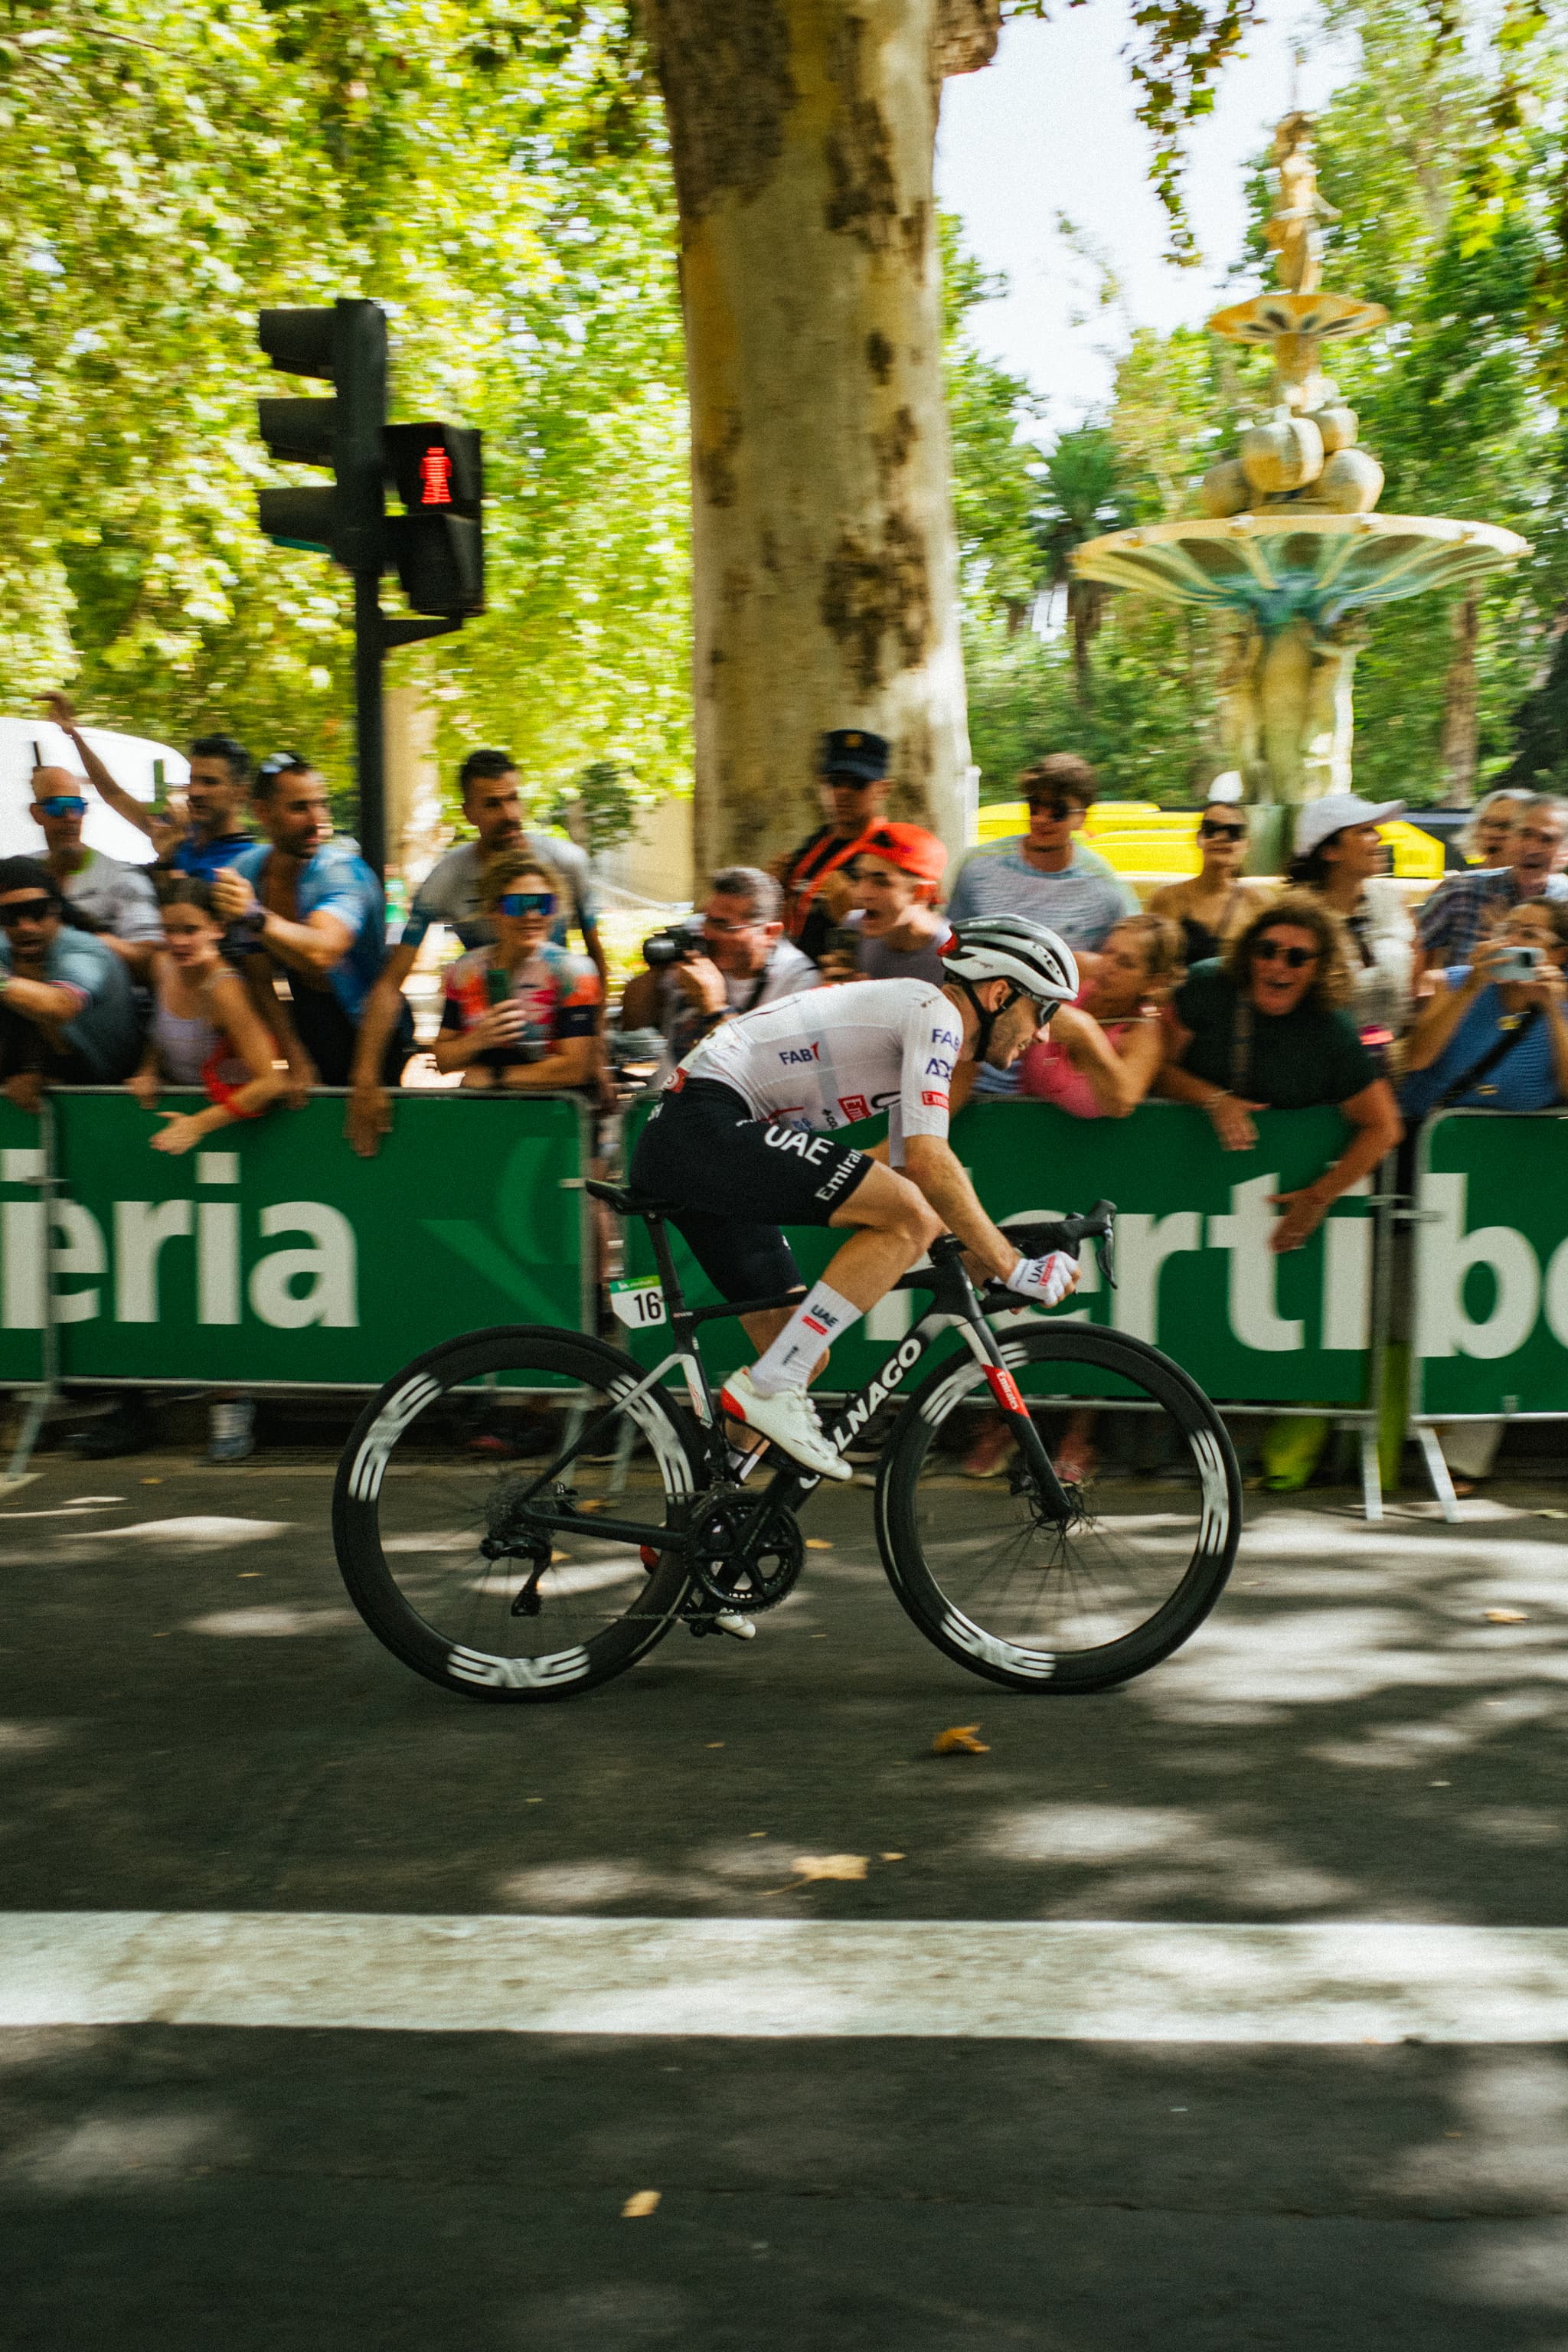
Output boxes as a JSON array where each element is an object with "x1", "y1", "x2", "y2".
[
  {"x1": 876, "y1": 1321, "x2": 1240, "y2": 1694},
  {"x1": 333, "y1": 1325, "x2": 704, "y2": 1701}
]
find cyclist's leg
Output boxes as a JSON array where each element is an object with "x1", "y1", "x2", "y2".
[{"x1": 746, "y1": 1162, "x2": 942, "y2": 1397}]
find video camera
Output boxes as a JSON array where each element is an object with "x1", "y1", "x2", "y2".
[{"x1": 642, "y1": 915, "x2": 707, "y2": 969}]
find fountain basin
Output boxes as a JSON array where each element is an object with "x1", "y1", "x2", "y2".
[{"x1": 1073, "y1": 512, "x2": 1528, "y2": 629}]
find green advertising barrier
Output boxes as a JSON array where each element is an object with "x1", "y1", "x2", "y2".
[
  {"x1": 621, "y1": 1098, "x2": 1377, "y2": 1406},
  {"x1": 0, "y1": 1088, "x2": 590, "y2": 1387},
  {"x1": 1414, "y1": 1108, "x2": 1568, "y2": 1418}
]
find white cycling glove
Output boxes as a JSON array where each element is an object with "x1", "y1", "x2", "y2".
[{"x1": 1004, "y1": 1250, "x2": 1077, "y2": 1308}]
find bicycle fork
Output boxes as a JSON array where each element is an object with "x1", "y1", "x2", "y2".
[{"x1": 950, "y1": 1285, "x2": 1075, "y2": 1524}]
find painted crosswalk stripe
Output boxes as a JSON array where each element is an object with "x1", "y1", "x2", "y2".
[{"x1": 5, "y1": 1913, "x2": 1568, "y2": 2042}]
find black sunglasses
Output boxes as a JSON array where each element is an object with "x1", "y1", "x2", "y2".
[
  {"x1": 1027, "y1": 796, "x2": 1080, "y2": 821},
  {"x1": 1198, "y1": 819, "x2": 1246, "y2": 841},
  {"x1": 1253, "y1": 939, "x2": 1318, "y2": 969},
  {"x1": 0, "y1": 897, "x2": 57, "y2": 926}
]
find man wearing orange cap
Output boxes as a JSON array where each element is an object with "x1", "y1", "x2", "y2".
[{"x1": 827, "y1": 820, "x2": 952, "y2": 987}]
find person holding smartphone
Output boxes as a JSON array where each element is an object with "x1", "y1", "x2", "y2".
[
  {"x1": 433, "y1": 851, "x2": 601, "y2": 1092},
  {"x1": 1400, "y1": 900, "x2": 1568, "y2": 1117}
]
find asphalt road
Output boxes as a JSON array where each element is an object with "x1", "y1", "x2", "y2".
[{"x1": 2, "y1": 1447, "x2": 1567, "y2": 2348}]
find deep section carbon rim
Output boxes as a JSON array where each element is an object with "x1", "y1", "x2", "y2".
[
  {"x1": 333, "y1": 1325, "x2": 702, "y2": 1700},
  {"x1": 877, "y1": 1322, "x2": 1240, "y2": 1693}
]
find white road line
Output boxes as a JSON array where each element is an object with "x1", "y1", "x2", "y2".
[{"x1": 5, "y1": 1914, "x2": 1568, "y2": 2041}]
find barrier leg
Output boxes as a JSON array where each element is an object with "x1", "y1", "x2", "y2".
[
  {"x1": 1358, "y1": 1424, "x2": 1383, "y2": 1523},
  {"x1": 1415, "y1": 1424, "x2": 1461, "y2": 1523}
]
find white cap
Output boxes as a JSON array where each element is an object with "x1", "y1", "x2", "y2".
[
  {"x1": 1207, "y1": 772, "x2": 1245, "y2": 804},
  {"x1": 1294, "y1": 793, "x2": 1406, "y2": 859}
]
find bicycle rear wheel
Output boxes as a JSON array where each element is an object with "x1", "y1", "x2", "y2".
[
  {"x1": 876, "y1": 1322, "x2": 1240, "y2": 1694},
  {"x1": 333, "y1": 1325, "x2": 704, "y2": 1701}
]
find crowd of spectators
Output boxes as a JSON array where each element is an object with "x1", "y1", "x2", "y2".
[{"x1": 9, "y1": 695, "x2": 1566, "y2": 1486}]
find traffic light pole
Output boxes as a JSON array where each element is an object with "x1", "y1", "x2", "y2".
[
  {"x1": 353, "y1": 588, "x2": 462, "y2": 881},
  {"x1": 353, "y1": 571, "x2": 388, "y2": 880}
]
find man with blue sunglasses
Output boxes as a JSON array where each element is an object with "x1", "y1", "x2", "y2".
[
  {"x1": 42, "y1": 691, "x2": 254, "y2": 881},
  {"x1": 28, "y1": 765, "x2": 162, "y2": 980}
]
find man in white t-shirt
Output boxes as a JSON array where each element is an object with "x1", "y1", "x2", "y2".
[
  {"x1": 29, "y1": 769, "x2": 162, "y2": 980},
  {"x1": 628, "y1": 917, "x2": 1084, "y2": 1479}
]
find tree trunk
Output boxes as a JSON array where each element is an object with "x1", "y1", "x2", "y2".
[
  {"x1": 1439, "y1": 592, "x2": 1480, "y2": 806},
  {"x1": 646, "y1": 0, "x2": 1001, "y2": 880}
]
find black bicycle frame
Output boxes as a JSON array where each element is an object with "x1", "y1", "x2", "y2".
[{"x1": 511, "y1": 1227, "x2": 1074, "y2": 1550}]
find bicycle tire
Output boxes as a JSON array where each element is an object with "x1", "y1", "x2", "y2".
[
  {"x1": 875, "y1": 1321, "x2": 1241, "y2": 1694},
  {"x1": 333, "y1": 1324, "x2": 705, "y2": 1701}
]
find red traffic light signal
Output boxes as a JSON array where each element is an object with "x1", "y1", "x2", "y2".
[{"x1": 383, "y1": 423, "x2": 483, "y2": 519}]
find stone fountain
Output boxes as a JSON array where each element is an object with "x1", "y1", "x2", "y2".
[{"x1": 1071, "y1": 112, "x2": 1529, "y2": 816}]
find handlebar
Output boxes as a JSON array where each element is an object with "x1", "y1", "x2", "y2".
[{"x1": 995, "y1": 1198, "x2": 1117, "y2": 1292}]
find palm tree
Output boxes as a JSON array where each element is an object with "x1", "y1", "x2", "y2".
[{"x1": 1033, "y1": 426, "x2": 1134, "y2": 706}]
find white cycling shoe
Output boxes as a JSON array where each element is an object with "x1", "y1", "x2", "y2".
[{"x1": 719, "y1": 1367, "x2": 853, "y2": 1483}]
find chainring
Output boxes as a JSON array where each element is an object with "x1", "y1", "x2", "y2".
[{"x1": 686, "y1": 1484, "x2": 804, "y2": 1615}]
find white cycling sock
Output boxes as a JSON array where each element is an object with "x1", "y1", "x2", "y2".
[{"x1": 749, "y1": 1282, "x2": 863, "y2": 1397}]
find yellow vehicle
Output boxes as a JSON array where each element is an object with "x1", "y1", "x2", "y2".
[{"x1": 971, "y1": 799, "x2": 1444, "y2": 881}]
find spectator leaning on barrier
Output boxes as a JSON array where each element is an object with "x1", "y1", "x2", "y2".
[
  {"x1": 346, "y1": 748, "x2": 607, "y2": 1156},
  {"x1": 1286, "y1": 793, "x2": 1414, "y2": 1054},
  {"x1": 777, "y1": 729, "x2": 891, "y2": 965},
  {"x1": 1400, "y1": 898, "x2": 1568, "y2": 1118},
  {"x1": 433, "y1": 851, "x2": 602, "y2": 1093},
  {"x1": 1159, "y1": 892, "x2": 1402, "y2": 1253},
  {"x1": 44, "y1": 692, "x2": 254, "y2": 880},
  {"x1": 820, "y1": 822, "x2": 952, "y2": 987},
  {"x1": 115, "y1": 878, "x2": 288, "y2": 1468},
  {"x1": 210, "y1": 756, "x2": 402, "y2": 1092},
  {"x1": 0, "y1": 856, "x2": 142, "y2": 1106},
  {"x1": 1018, "y1": 912, "x2": 1185, "y2": 1120},
  {"x1": 964, "y1": 911, "x2": 1187, "y2": 1485},
  {"x1": 1414, "y1": 792, "x2": 1568, "y2": 981},
  {"x1": 1147, "y1": 799, "x2": 1274, "y2": 965},
  {"x1": 621, "y1": 867, "x2": 818, "y2": 1067},
  {"x1": 28, "y1": 766, "x2": 162, "y2": 982}
]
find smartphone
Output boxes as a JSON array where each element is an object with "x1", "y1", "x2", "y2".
[
  {"x1": 1492, "y1": 945, "x2": 1542, "y2": 984},
  {"x1": 824, "y1": 923, "x2": 862, "y2": 960},
  {"x1": 485, "y1": 965, "x2": 512, "y2": 1008}
]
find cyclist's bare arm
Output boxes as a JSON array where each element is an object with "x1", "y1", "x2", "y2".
[{"x1": 902, "y1": 1133, "x2": 1024, "y2": 1283}]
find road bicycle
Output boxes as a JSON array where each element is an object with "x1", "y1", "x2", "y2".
[{"x1": 332, "y1": 1183, "x2": 1241, "y2": 1701}]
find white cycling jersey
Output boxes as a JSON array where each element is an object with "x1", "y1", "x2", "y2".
[{"x1": 679, "y1": 978, "x2": 964, "y2": 1161}]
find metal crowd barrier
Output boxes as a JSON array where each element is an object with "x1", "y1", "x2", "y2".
[{"x1": 20, "y1": 1088, "x2": 1563, "y2": 1522}]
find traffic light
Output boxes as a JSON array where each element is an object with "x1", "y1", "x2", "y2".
[
  {"x1": 383, "y1": 422, "x2": 485, "y2": 616},
  {"x1": 253, "y1": 295, "x2": 486, "y2": 876},
  {"x1": 256, "y1": 299, "x2": 387, "y2": 570}
]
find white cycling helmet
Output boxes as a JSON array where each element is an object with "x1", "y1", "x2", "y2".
[{"x1": 942, "y1": 915, "x2": 1080, "y2": 1009}]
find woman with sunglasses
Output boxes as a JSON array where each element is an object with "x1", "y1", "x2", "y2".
[
  {"x1": 1147, "y1": 799, "x2": 1273, "y2": 967},
  {"x1": 1161, "y1": 893, "x2": 1402, "y2": 1252},
  {"x1": 433, "y1": 851, "x2": 601, "y2": 1093}
]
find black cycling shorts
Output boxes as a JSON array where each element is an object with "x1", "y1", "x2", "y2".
[{"x1": 628, "y1": 1076, "x2": 874, "y2": 1302}]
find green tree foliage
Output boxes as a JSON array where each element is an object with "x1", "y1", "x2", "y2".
[
  {"x1": 965, "y1": 0, "x2": 1568, "y2": 807},
  {"x1": 0, "y1": 0, "x2": 691, "y2": 815}
]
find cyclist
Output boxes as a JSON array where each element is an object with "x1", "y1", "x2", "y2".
[{"x1": 628, "y1": 915, "x2": 1085, "y2": 1481}]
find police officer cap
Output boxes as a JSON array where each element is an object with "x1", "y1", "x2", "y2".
[{"x1": 818, "y1": 727, "x2": 889, "y2": 785}]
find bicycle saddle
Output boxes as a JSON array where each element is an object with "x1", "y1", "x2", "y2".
[{"x1": 584, "y1": 1179, "x2": 677, "y2": 1218}]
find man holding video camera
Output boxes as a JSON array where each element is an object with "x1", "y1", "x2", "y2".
[{"x1": 621, "y1": 866, "x2": 818, "y2": 1066}]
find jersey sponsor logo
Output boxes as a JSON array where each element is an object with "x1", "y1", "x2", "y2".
[
  {"x1": 923, "y1": 1057, "x2": 952, "y2": 1079},
  {"x1": 921, "y1": 1089, "x2": 949, "y2": 1110},
  {"x1": 815, "y1": 1150, "x2": 864, "y2": 1204},
  {"x1": 837, "y1": 1093, "x2": 871, "y2": 1122},
  {"x1": 779, "y1": 1044, "x2": 822, "y2": 1065},
  {"x1": 763, "y1": 1122, "x2": 831, "y2": 1165}
]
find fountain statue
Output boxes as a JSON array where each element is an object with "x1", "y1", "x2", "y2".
[{"x1": 1071, "y1": 113, "x2": 1528, "y2": 810}]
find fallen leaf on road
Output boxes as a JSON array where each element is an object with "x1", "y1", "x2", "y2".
[
  {"x1": 805, "y1": 1538, "x2": 833, "y2": 1550},
  {"x1": 933, "y1": 1724, "x2": 989, "y2": 1755},
  {"x1": 879, "y1": 1851, "x2": 906, "y2": 1861},
  {"x1": 621, "y1": 2190, "x2": 661, "y2": 2219},
  {"x1": 1484, "y1": 1609, "x2": 1528, "y2": 1624},
  {"x1": 577, "y1": 1499, "x2": 606, "y2": 1511},
  {"x1": 764, "y1": 1852, "x2": 870, "y2": 1894}
]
